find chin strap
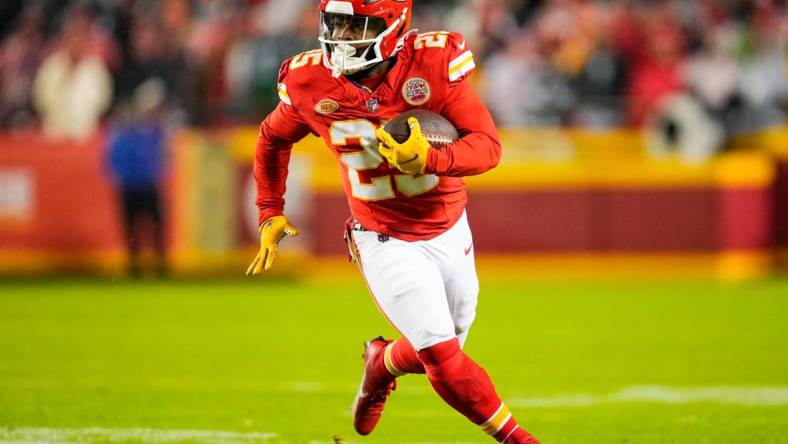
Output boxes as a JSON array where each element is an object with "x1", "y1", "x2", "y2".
[{"x1": 331, "y1": 43, "x2": 359, "y2": 77}]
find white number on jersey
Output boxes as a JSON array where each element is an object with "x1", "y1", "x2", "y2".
[
  {"x1": 330, "y1": 120, "x2": 439, "y2": 201},
  {"x1": 414, "y1": 32, "x2": 450, "y2": 50},
  {"x1": 290, "y1": 50, "x2": 323, "y2": 70}
]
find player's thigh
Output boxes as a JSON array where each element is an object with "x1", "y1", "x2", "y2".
[
  {"x1": 352, "y1": 231, "x2": 456, "y2": 350},
  {"x1": 428, "y1": 211, "x2": 480, "y2": 347},
  {"x1": 443, "y1": 250, "x2": 479, "y2": 347}
]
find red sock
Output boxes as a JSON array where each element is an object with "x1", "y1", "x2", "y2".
[
  {"x1": 502, "y1": 426, "x2": 540, "y2": 443},
  {"x1": 418, "y1": 339, "x2": 539, "y2": 443},
  {"x1": 377, "y1": 338, "x2": 425, "y2": 376}
]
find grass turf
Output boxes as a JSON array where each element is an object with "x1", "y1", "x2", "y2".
[{"x1": 0, "y1": 278, "x2": 786, "y2": 443}]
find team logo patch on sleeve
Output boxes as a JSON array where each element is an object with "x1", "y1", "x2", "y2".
[
  {"x1": 314, "y1": 99, "x2": 339, "y2": 115},
  {"x1": 402, "y1": 77, "x2": 431, "y2": 106}
]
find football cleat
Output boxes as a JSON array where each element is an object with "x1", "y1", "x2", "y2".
[{"x1": 351, "y1": 336, "x2": 397, "y2": 435}]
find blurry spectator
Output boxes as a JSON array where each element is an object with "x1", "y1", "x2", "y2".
[
  {"x1": 225, "y1": 1, "x2": 315, "y2": 121},
  {"x1": 0, "y1": 5, "x2": 45, "y2": 130},
  {"x1": 160, "y1": 0, "x2": 192, "y2": 41},
  {"x1": 536, "y1": 0, "x2": 600, "y2": 77},
  {"x1": 0, "y1": 0, "x2": 782, "y2": 134},
  {"x1": 158, "y1": 0, "x2": 195, "y2": 121},
  {"x1": 682, "y1": 23, "x2": 739, "y2": 144},
  {"x1": 730, "y1": 5, "x2": 786, "y2": 132},
  {"x1": 115, "y1": 16, "x2": 186, "y2": 114},
  {"x1": 32, "y1": 6, "x2": 112, "y2": 140},
  {"x1": 683, "y1": 25, "x2": 739, "y2": 114},
  {"x1": 626, "y1": 8, "x2": 686, "y2": 127},
  {"x1": 570, "y1": 35, "x2": 625, "y2": 128},
  {"x1": 107, "y1": 79, "x2": 169, "y2": 278},
  {"x1": 541, "y1": 1, "x2": 625, "y2": 127},
  {"x1": 183, "y1": 0, "x2": 248, "y2": 124},
  {"x1": 507, "y1": 0, "x2": 545, "y2": 26},
  {"x1": 483, "y1": 35, "x2": 537, "y2": 126},
  {"x1": 484, "y1": 32, "x2": 574, "y2": 127},
  {"x1": 447, "y1": 0, "x2": 519, "y2": 61}
]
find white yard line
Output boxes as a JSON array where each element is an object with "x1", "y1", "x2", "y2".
[
  {"x1": 0, "y1": 427, "x2": 481, "y2": 444},
  {"x1": 509, "y1": 385, "x2": 788, "y2": 408},
  {"x1": 3, "y1": 387, "x2": 785, "y2": 443},
  {"x1": 0, "y1": 427, "x2": 276, "y2": 444}
]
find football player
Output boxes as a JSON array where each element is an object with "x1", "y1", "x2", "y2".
[{"x1": 247, "y1": 1, "x2": 540, "y2": 442}]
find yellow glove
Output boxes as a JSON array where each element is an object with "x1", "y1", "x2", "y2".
[
  {"x1": 246, "y1": 215, "x2": 299, "y2": 275},
  {"x1": 376, "y1": 117, "x2": 431, "y2": 174}
]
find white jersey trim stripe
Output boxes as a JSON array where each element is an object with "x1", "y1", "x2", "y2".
[
  {"x1": 449, "y1": 59, "x2": 476, "y2": 82},
  {"x1": 277, "y1": 83, "x2": 292, "y2": 105},
  {"x1": 449, "y1": 50, "x2": 474, "y2": 70}
]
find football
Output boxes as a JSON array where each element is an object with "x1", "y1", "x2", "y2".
[{"x1": 384, "y1": 109, "x2": 459, "y2": 147}]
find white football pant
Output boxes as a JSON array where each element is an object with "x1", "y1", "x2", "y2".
[{"x1": 350, "y1": 210, "x2": 479, "y2": 351}]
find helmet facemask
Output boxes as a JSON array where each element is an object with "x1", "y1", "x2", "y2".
[{"x1": 319, "y1": 9, "x2": 407, "y2": 78}]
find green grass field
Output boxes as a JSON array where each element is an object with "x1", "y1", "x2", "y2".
[{"x1": 0, "y1": 278, "x2": 787, "y2": 444}]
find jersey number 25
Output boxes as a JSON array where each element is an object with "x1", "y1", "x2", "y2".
[{"x1": 330, "y1": 119, "x2": 439, "y2": 201}]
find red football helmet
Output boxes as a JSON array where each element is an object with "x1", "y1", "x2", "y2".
[{"x1": 318, "y1": 0, "x2": 413, "y2": 77}]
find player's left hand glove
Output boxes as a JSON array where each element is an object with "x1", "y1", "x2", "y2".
[
  {"x1": 246, "y1": 215, "x2": 299, "y2": 275},
  {"x1": 376, "y1": 117, "x2": 430, "y2": 174}
]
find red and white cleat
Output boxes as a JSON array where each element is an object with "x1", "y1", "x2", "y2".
[{"x1": 351, "y1": 337, "x2": 397, "y2": 435}]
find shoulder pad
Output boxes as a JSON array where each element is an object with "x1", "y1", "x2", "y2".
[
  {"x1": 277, "y1": 49, "x2": 325, "y2": 106},
  {"x1": 444, "y1": 32, "x2": 475, "y2": 83},
  {"x1": 411, "y1": 32, "x2": 476, "y2": 84}
]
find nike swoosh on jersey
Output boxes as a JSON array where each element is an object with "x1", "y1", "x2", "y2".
[
  {"x1": 458, "y1": 40, "x2": 466, "y2": 50},
  {"x1": 465, "y1": 244, "x2": 473, "y2": 255}
]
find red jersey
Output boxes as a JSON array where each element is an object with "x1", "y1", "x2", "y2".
[{"x1": 254, "y1": 32, "x2": 501, "y2": 241}]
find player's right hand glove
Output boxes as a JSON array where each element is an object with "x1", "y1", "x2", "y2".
[
  {"x1": 376, "y1": 117, "x2": 431, "y2": 174},
  {"x1": 246, "y1": 215, "x2": 299, "y2": 275}
]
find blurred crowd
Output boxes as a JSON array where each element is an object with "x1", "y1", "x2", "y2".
[
  {"x1": 467, "y1": 0, "x2": 787, "y2": 135},
  {"x1": 0, "y1": 0, "x2": 785, "y2": 140}
]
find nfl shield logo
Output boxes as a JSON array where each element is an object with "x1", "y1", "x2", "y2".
[
  {"x1": 402, "y1": 77, "x2": 431, "y2": 106},
  {"x1": 366, "y1": 98, "x2": 379, "y2": 113}
]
